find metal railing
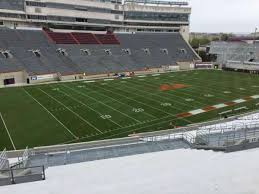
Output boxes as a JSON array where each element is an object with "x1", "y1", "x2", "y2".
[
  {"x1": 0, "y1": 149, "x2": 9, "y2": 170},
  {"x1": 0, "y1": 166, "x2": 45, "y2": 186},
  {"x1": 140, "y1": 131, "x2": 195, "y2": 145}
]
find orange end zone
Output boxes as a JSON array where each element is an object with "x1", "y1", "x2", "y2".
[
  {"x1": 160, "y1": 84, "x2": 171, "y2": 91},
  {"x1": 224, "y1": 102, "x2": 237, "y2": 106},
  {"x1": 177, "y1": 112, "x2": 193, "y2": 118},
  {"x1": 203, "y1": 106, "x2": 217, "y2": 112},
  {"x1": 160, "y1": 83, "x2": 189, "y2": 91}
]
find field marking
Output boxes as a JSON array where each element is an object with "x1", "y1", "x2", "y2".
[
  {"x1": 169, "y1": 71, "x2": 259, "y2": 102},
  {"x1": 151, "y1": 75, "x2": 218, "y2": 105},
  {"x1": 98, "y1": 83, "x2": 174, "y2": 116},
  {"x1": 135, "y1": 72, "x2": 258, "y2": 113},
  {"x1": 63, "y1": 84, "x2": 143, "y2": 124},
  {"x1": 100, "y1": 82, "x2": 194, "y2": 125},
  {"x1": 0, "y1": 112, "x2": 16, "y2": 150},
  {"x1": 58, "y1": 86, "x2": 123, "y2": 128},
  {"x1": 76, "y1": 85, "x2": 255, "y2": 141},
  {"x1": 38, "y1": 88, "x2": 103, "y2": 134},
  {"x1": 213, "y1": 103, "x2": 227, "y2": 109},
  {"x1": 84, "y1": 80, "x2": 95, "y2": 83},
  {"x1": 126, "y1": 77, "x2": 206, "y2": 108},
  {"x1": 113, "y1": 80, "x2": 195, "y2": 112},
  {"x1": 157, "y1": 72, "x2": 253, "y2": 101},
  {"x1": 88, "y1": 83, "x2": 157, "y2": 119},
  {"x1": 68, "y1": 114, "x2": 193, "y2": 144},
  {"x1": 178, "y1": 94, "x2": 259, "y2": 118},
  {"x1": 251, "y1": 95, "x2": 259, "y2": 99},
  {"x1": 175, "y1": 73, "x2": 257, "y2": 98},
  {"x1": 104, "y1": 79, "x2": 114, "y2": 81},
  {"x1": 233, "y1": 99, "x2": 246, "y2": 104},
  {"x1": 23, "y1": 89, "x2": 78, "y2": 139},
  {"x1": 158, "y1": 74, "x2": 226, "y2": 100},
  {"x1": 189, "y1": 109, "x2": 205, "y2": 115}
]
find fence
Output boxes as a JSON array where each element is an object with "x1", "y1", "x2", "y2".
[
  {"x1": 196, "y1": 122, "x2": 259, "y2": 148},
  {"x1": 0, "y1": 149, "x2": 9, "y2": 170},
  {"x1": 140, "y1": 131, "x2": 195, "y2": 146},
  {"x1": 0, "y1": 166, "x2": 45, "y2": 186}
]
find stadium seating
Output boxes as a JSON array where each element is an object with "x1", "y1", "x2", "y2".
[
  {"x1": 71, "y1": 33, "x2": 100, "y2": 44},
  {"x1": 0, "y1": 28, "x2": 199, "y2": 76},
  {"x1": 95, "y1": 34, "x2": 120, "y2": 44},
  {"x1": 0, "y1": 0, "x2": 24, "y2": 11},
  {"x1": 46, "y1": 32, "x2": 78, "y2": 44}
]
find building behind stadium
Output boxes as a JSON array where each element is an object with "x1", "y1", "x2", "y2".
[{"x1": 0, "y1": 0, "x2": 191, "y2": 40}]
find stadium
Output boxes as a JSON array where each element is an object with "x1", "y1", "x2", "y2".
[{"x1": 0, "y1": 0, "x2": 259, "y2": 193}]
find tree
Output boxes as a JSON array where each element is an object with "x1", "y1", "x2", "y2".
[
  {"x1": 190, "y1": 38, "x2": 200, "y2": 49},
  {"x1": 220, "y1": 33, "x2": 234, "y2": 41},
  {"x1": 190, "y1": 37, "x2": 210, "y2": 49}
]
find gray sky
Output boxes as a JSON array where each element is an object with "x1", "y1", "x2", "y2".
[{"x1": 190, "y1": 0, "x2": 259, "y2": 33}]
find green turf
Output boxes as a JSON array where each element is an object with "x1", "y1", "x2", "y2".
[{"x1": 1, "y1": 70, "x2": 259, "y2": 150}]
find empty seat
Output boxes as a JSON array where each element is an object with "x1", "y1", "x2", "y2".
[
  {"x1": 46, "y1": 32, "x2": 77, "y2": 44},
  {"x1": 71, "y1": 33, "x2": 100, "y2": 44},
  {"x1": 95, "y1": 34, "x2": 120, "y2": 45}
]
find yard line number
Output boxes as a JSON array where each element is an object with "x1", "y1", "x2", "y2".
[
  {"x1": 132, "y1": 108, "x2": 144, "y2": 113},
  {"x1": 160, "y1": 103, "x2": 172, "y2": 107},
  {"x1": 100, "y1": 115, "x2": 112, "y2": 119}
]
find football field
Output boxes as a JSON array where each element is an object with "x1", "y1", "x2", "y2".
[{"x1": 1, "y1": 70, "x2": 259, "y2": 150}]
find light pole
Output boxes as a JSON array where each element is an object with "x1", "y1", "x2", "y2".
[
  {"x1": 253, "y1": 27, "x2": 257, "y2": 62},
  {"x1": 253, "y1": 27, "x2": 257, "y2": 45}
]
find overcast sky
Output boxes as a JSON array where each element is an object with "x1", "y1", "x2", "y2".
[{"x1": 190, "y1": 0, "x2": 259, "y2": 33}]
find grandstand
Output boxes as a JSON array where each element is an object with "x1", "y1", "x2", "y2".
[
  {"x1": 209, "y1": 41, "x2": 256, "y2": 65},
  {"x1": 0, "y1": 28, "x2": 199, "y2": 86}
]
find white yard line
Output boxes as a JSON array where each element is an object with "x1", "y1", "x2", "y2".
[
  {"x1": 58, "y1": 86, "x2": 123, "y2": 128},
  {"x1": 129, "y1": 78, "x2": 205, "y2": 108},
  {"x1": 113, "y1": 81, "x2": 192, "y2": 113},
  {"x1": 23, "y1": 89, "x2": 78, "y2": 139},
  {"x1": 170, "y1": 73, "x2": 254, "y2": 99},
  {"x1": 84, "y1": 80, "x2": 95, "y2": 83},
  {"x1": 100, "y1": 83, "x2": 182, "y2": 118},
  {"x1": 38, "y1": 88, "x2": 103, "y2": 134},
  {"x1": 157, "y1": 72, "x2": 247, "y2": 100},
  {"x1": 0, "y1": 112, "x2": 16, "y2": 150},
  {"x1": 63, "y1": 84, "x2": 143, "y2": 124},
  {"x1": 88, "y1": 84, "x2": 157, "y2": 119}
]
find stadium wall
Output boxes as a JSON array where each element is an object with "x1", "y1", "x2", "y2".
[
  {"x1": 59, "y1": 74, "x2": 83, "y2": 81},
  {"x1": 28, "y1": 73, "x2": 59, "y2": 84},
  {"x1": 0, "y1": 71, "x2": 27, "y2": 87},
  {"x1": 177, "y1": 61, "x2": 194, "y2": 70}
]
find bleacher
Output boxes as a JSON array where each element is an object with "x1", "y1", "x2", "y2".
[
  {"x1": 71, "y1": 33, "x2": 100, "y2": 44},
  {"x1": 46, "y1": 32, "x2": 78, "y2": 44},
  {"x1": 0, "y1": 28, "x2": 199, "y2": 77},
  {"x1": 95, "y1": 34, "x2": 120, "y2": 44}
]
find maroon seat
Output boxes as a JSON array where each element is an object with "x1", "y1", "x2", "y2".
[
  {"x1": 71, "y1": 33, "x2": 100, "y2": 44},
  {"x1": 46, "y1": 32, "x2": 77, "y2": 44},
  {"x1": 95, "y1": 34, "x2": 120, "y2": 44}
]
